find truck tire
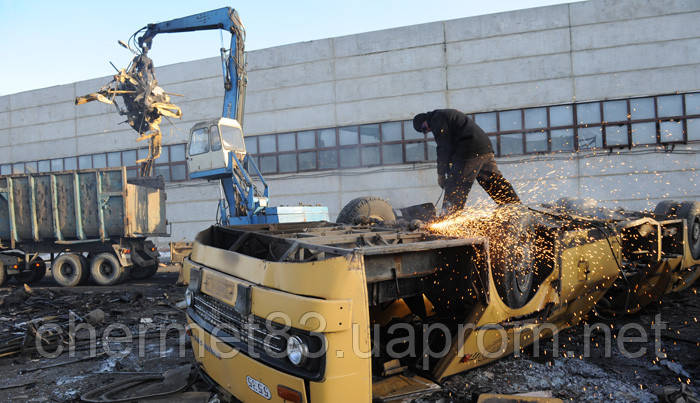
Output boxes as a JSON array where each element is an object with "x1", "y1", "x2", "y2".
[
  {"x1": 130, "y1": 263, "x2": 159, "y2": 280},
  {"x1": 52, "y1": 254, "x2": 85, "y2": 287},
  {"x1": 79, "y1": 255, "x2": 90, "y2": 284},
  {"x1": 336, "y1": 197, "x2": 396, "y2": 225},
  {"x1": 90, "y1": 253, "x2": 125, "y2": 286},
  {"x1": 654, "y1": 200, "x2": 681, "y2": 217},
  {"x1": 677, "y1": 201, "x2": 700, "y2": 260},
  {"x1": 491, "y1": 206, "x2": 538, "y2": 309}
]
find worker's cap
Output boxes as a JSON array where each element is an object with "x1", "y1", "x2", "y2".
[{"x1": 413, "y1": 113, "x2": 428, "y2": 132}]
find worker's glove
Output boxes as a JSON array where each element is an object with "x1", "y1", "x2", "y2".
[{"x1": 437, "y1": 174, "x2": 446, "y2": 189}]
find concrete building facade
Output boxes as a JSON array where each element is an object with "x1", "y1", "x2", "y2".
[{"x1": 1, "y1": 0, "x2": 699, "y2": 245}]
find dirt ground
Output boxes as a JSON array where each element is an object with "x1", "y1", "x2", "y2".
[{"x1": 1, "y1": 265, "x2": 697, "y2": 402}]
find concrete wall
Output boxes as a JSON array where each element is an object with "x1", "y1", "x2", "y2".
[{"x1": 1, "y1": 0, "x2": 700, "y2": 245}]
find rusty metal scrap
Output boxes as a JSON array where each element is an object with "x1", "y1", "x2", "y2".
[{"x1": 75, "y1": 52, "x2": 182, "y2": 176}]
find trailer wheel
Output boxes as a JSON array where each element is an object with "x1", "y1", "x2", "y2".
[
  {"x1": 677, "y1": 202, "x2": 700, "y2": 260},
  {"x1": 90, "y1": 253, "x2": 125, "y2": 286},
  {"x1": 79, "y1": 255, "x2": 90, "y2": 284},
  {"x1": 130, "y1": 263, "x2": 159, "y2": 280},
  {"x1": 336, "y1": 197, "x2": 396, "y2": 225},
  {"x1": 654, "y1": 200, "x2": 681, "y2": 217},
  {"x1": 52, "y1": 254, "x2": 85, "y2": 287}
]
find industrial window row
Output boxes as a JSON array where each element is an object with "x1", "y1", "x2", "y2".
[
  {"x1": 0, "y1": 144, "x2": 189, "y2": 182},
  {"x1": 244, "y1": 91, "x2": 700, "y2": 175}
]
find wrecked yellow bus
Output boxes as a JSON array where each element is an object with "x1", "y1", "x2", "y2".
[{"x1": 180, "y1": 199, "x2": 700, "y2": 402}]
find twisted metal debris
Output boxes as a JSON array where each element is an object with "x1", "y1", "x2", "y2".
[{"x1": 75, "y1": 49, "x2": 181, "y2": 177}]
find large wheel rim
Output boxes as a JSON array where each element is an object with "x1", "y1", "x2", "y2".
[
  {"x1": 99, "y1": 261, "x2": 115, "y2": 278},
  {"x1": 60, "y1": 263, "x2": 75, "y2": 278}
]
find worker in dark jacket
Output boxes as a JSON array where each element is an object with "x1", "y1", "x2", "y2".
[{"x1": 413, "y1": 109, "x2": 520, "y2": 212}]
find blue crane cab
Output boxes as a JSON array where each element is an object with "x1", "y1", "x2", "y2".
[{"x1": 186, "y1": 117, "x2": 329, "y2": 226}]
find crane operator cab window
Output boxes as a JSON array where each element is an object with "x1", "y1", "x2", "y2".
[{"x1": 187, "y1": 118, "x2": 248, "y2": 176}]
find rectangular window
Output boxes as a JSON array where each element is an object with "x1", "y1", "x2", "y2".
[
  {"x1": 258, "y1": 135, "x2": 276, "y2": 153},
  {"x1": 277, "y1": 133, "x2": 295, "y2": 152},
  {"x1": 299, "y1": 151, "x2": 316, "y2": 170},
  {"x1": 405, "y1": 143, "x2": 425, "y2": 161},
  {"x1": 319, "y1": 149, "x2": 338, "y2": 169},
  {"x1": 524, "y1": 108, "x2": 547, "y2": 129},
  {"x1": 361, "y1": 145, "x2": 380, "y2": 165},
  {"x1": 551, "y1": 129, "x2": 574, "y2": 151},
  {"x1": 686, "y1": 93, "x2": 700, "y2": 115},
  {"x1": 525, "y1": 131, "x2": 547, "y2": 153},
  {"x1": 603, "y1": 100, "x2": 628, "y2": 122},
  {"x1": 339, "y1": 126, "x2": 358, "y2": 145},
  {"x1": 381, "y1": 122, "x2": 402, "y2": 142},
  {"x1": 159, "y1": 145, "x2": 170, "y2": 162},
  {"x1": 687, "y1": 118, "x2": 700, "y2": 141},
  {"x1": 64, "y1": 157, "x2": 77, "y2": 171},
  {"x1": 576, "y1": 102, "x2": 601, "y2": 125},
  {"x1": 278, "y1": 153, "x2": 297, "y2": 172},
  {"x1": 210, "y1": 126, "x2": 222, "y2": 151},
  {"x1": 549, "y1": 105, "x2": 573, "y2": 127},
  {"x1": 38, "y1": 160, "x2": 50, "y2": 172},
  {"x1": 93, "y1": 154, "x2": 106, "y2": 168},
  {"x1": 578, "y1": 126, "x2": 603, "y2": 149},
  {"x1": 657, "y1": 95, "x2": 683, "y2": 117},
  {"x1": 297, "y1": 131, "x2": 315, "y2": 150},
  {"x1": 244, "y1": 136, "x2": 258, "y2": 154},
  {"x1": 155, "y1": 165, "x2": 170, "y2": 182},
  {"x1": 475, "y1": 112, "x2": 497, "y2": 133},
  {"x1": 499, "y1": 110, "x2": 522, "y2": 131},
  {"x1": 318, "y1": 129, "x2": 336, "y2": 147},
  {"x1": 12, "y1": 162, "x2": 24, "y2": 174},
  {"x1": 137, "y1": 148, "x2": 148, "y2": 161},
  {"x1": 360, "y1": 124, "x2": 380, "y2": 144},
  {"x1": 107, "y1": 152, "x2": 121, "y2": 167},
  {"x1": 189, "y1": 128, "x2": 209, "y2": 156},
  {"x1": 659, "y1": 121, "x2": 683, "y2": 142},
  {"x1": 0, "y1": 164, "x2": 10, "y2": 175},
  {"x1": 259, "y1": 155, "x2": 277, "y2": 173},
  {"x1": 630, "y1": 97, "x2": 654, "y2": 120},
  {"x1": 171, "y1": 164, "x2": 187, "y2": 181},
  {"x1": 79, "y1": 155, "x2": 92, "y2": 169},
  {"x1": 382, "y1": 144, "x2": 402, "y2": 165},
  {"x1": 500, "y1": 133, "x2": 523, "y2": 155},
  {"x1": 24, "y1": 161, "x2": 38, "y2": 173},
  {"x1": 605, "y1": 125, "x2": 628, "y2": 146},
  {"x1": 631, "y1": 122, "x2": 657, "y2": 145},
  {"x1": 339, "y1": 148, "x2": 360, "y2": 168},
  {"x1": 403, "y1": 121, "x2": 424, "y2": 140},
  {"x1": 122, "y1": 150, "x2": 137, "y2": 166},
  {"x1": 51, "y1": 158, "x2": 63, "y2": 172}
]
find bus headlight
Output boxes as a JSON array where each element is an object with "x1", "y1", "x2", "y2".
[
  {"x1": 286, "y1": 336, "x2": 308, "y2": 367},
  {"x1": 185, "y1": 289, "x2": 193, "y2": 307}
]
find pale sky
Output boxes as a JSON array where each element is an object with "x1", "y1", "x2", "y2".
[{"x1": 0, "y1": 0, "x2": 573, "y2": 96}]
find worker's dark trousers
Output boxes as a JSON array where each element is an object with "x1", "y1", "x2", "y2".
[{"x1": 443, "y1": 153, "x2": 520, "y2": 212}]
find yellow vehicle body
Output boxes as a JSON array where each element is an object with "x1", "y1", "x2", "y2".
[{"x1": 181, "y1": 207, "x2": 700, "y2": 402}]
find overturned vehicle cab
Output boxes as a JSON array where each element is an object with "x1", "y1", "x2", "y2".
[{"x1": 180, "y1": 198, "x2": 700, "y2": 402}]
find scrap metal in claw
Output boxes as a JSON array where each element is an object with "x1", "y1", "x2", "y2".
[{"x1": 75, "y1": 52, "x2": 182, "y2": 176}]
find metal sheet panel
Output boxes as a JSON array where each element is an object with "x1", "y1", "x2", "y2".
[{"x1": 0, "y1": 167, "x2": 165, "y2": 243}]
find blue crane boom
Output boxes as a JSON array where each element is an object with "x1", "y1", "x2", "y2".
[
  {"x1": 137, "y1": 7, "x2": 247, "y2": 123},
  {"x1": 133, "y1": 7, "x2": 328, "y2": 226}
]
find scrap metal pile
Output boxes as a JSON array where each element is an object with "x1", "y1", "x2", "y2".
[
  {"x1": 75, "y1": 43, "x2": 181, "y2": 176},
  {"x1": 0, "y1": 282, "x2": 193, "y2": 401}
]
